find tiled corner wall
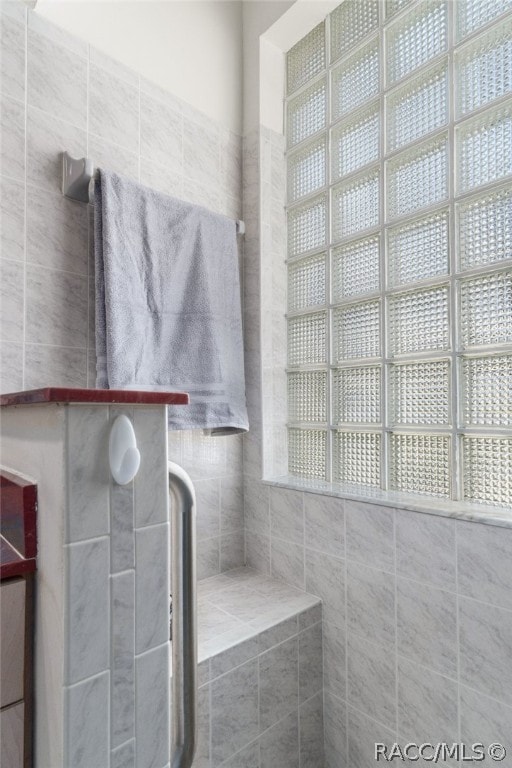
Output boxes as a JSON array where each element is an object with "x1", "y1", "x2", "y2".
[
  {"x1": 0, "y1": 1, "x2": 244, "y2": 577},
  {"x1": 0, "y1": 402, "x2": 172, "y2": 768},
  {"x1": 243, "y1": 123, "x2": 512, "y2": 766},
  {"x1": 244, "y1": 487, "x2": 512, "y2": 767}
]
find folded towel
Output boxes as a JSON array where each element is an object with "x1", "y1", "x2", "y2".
[{"x1": 94, "y1": 169, "x2": 248, "y2": 434}]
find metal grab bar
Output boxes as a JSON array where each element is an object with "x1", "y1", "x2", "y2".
[{"x1": 168, "y1": 461, "x2": 197, "y2": 768}]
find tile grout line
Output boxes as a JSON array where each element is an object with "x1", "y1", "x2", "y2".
[
  {"x1": 455, "y1": 520, "x2": 462, "y2": 744},
  {"x1": 21, "y1": 3, "x2": 28, "y2": 390},
  {"x1": 343, "y1": 499, "x2": 349, "y2": 765},
  {"x1": 393, "y1": 509, "x2": 399, "y2": 739}
]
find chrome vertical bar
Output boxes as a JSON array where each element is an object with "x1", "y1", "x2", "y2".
[{"x1": 168, "y1": 461, "x2": 197, "y2": 768}]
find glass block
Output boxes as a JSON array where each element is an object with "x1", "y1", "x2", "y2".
[
  {"x1": 287, "y1": 78, "x2": 327, "y2": 149},
  {"x1": 333, "y1": 366, "x2": 381, "y2": 424},
  {"x1": 458, "y1": 187, "x2": 512, "y2": 271},
  {"x1": 389, "y1": 360, "x2": 450, "y2": 425},
  {"x1": 456, "y1": 20, "x2": 512, "y2": 117},
  {"x1": 386, "y1": 0, "x2": 448, "y2": 85},
  {"x1": 389, "y1": 433, "x2": 450, "y2": 497},
  {"x1": 462, "y1": 355, "x2": 512, "y2": 426},
  {"x1": 332, "y1": 169, "x2": 380, "y2": 241},
  {"x1": 288, "y1": 312, "x2": 327, "y2": 366},
  {"x1": 463, "y1": 436, "x2": 512, "y2": 506},
  {"x1": 332, "y1": 235, "x2": 380, "y2": 300},
  {"x1": 386, "y1": 61, "x2": 448, "y2": 151},
  {"x1": 287, "y1": 22, "x2": 326, "y2": 94},
  {"x1": 333, "y1": 300, "x2": 381, "y2": 361},
  {"x1": 333, "y1": 431, "x2": 381, "y2": 487},
  {"x1": 387, "y1": 210, "x2": 449, "y2": 287},
  {"x1": 386, "y1": 0, "x2": 414, "y2": 19},
  {"x1": 287, "y1": 196, "x2": 326, "y2": 257},
  {"x1": 330, "y1": 0, "x2": 379, "y2": 62},
  {"x1": 388, "y1": 286, "x2": 449, "y2": 356},
  {"x1": 287, "y1": 137, "x2": 326, "y2": 203},
  {"x1": 331, "y1": 39, "x2": 379, "y2": 120},
  {"x1": 457, "y1": 0, "x2": 512, "y2": 41},
  {"x1": 288, "y1": 428, "x2": 326, "y2": 479},
  {"x1": 457, "y1": 104, "x2": 512, "y2": 193},
  {"x1": 387, "y1": 135, "x2": 448, "y2": 220},
  {"x1": 288, "y1": 253, "x2": 326, "y2": 312},
  {"x1": 288, "y1": 371, "x2": 327, "y2": 423},
  {"x1": 460, "y1": 271, "x2": 512, "y2": 348},
  {"x1": 331, "y1": 102, "x2": 380, "y2": 180}
]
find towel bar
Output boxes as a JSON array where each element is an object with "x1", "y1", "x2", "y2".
[{"x1": 61, "y1": 151, "x2": 246, "y2": 234}]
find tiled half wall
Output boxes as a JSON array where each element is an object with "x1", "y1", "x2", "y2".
[{"x1": 1, "y1": 402, "x2": 171, "y2": 768}]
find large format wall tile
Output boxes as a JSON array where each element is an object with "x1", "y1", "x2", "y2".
[
  {"x1": 135, "y1": 524, "x2": 169, "y2": 654},
  {"x1": 397, "y1": 577, "x2": 457, "y2": 678},
  {"x1": 347, "y1": 634, "x2": 396, "y2": 730},
  {"x1": 26, "y1": 187, "x2": 89, "y2": 274},
  {"x1": 259, "y1": 636, "x2": 299, "y2": 731},
  {"x1": 260, "y1": 711, "x2": 299, "y2": 768},
  {"x1": 298, "y1": 622, "x2": 323, "y2": 703},
  {"x1": 324, "y1": 692, "x2": 347, "y2": 768},
  {"x1": 65, "y1": 673, "x2": 109, "y2": 768},
  {"x1": 66, "y1": 537, "x2": 110, "y2": 684},
  {"x1": 457, "y1": 521, "x2": 512, "y2": 611},
  {"x1": 322, "y1": 620, "x2": 346, "y2": 700},
  {"x1": 211, "y1": 659, "x2": 259, "y2": 766},
  {"x1": 299, "y1": 692, "x2": 324, "y2": 768},
  {"x1": 26, "y1": 264, "x2": 88, "y2": 347},
  {"x1": 1, "y1": 94, "x2": 25, "y2": 181},
  {"x1": 140, "y1": 91, "x2": 182, "y2": 172},
  {"x1": 345, "y1": 501, "x2": 394, "y2": 571},
  {"x1": 111, "y1": 571, "x2": 135, "y2": 749},
  {"x1": 395, "y1": 509, "x2": 456, "y2": 590},
  {"x1": 397, "y1": 657, "x2": 458, "y2": 742},
  {"x1": 0, "y1": 12, "x2": 25, "y2": 102},
  {"x1": 271, "y1": 536, "x2": 304, "y2": 590},
  {"x1": 304, "y1": 493, "x2": 345, "y2": 558},
  {"x1": 459, "y1": 596, "x2": 512, "y2": 707},
  {"x1": 0, "y1": 341, "x2": 23, "y2": 391},
  {"x1": 460, "y1": 685, "x2": 512, "y2": 762},
  {"x1": 24, "y1": 343, "x2": 87, "y2": 388},
  {"x1": 26, "y1": 106, "x2": 86, "y2": 193},
  {"x1": 89, "y1": 64, "x2": 139, "y2": 152},
  {"x1": 0, "y1": 175, "x2": 24, "y2": 262},
  {"x1": 27, "y1": 29, "x2": 87, "y2": 128},
  {"x1": 135, "y1": 644, "x2": 169, "y2": 768},
  {"x1": 270, "y1": 487, "x2": 304, "y2": 545},
  {"x1": 347, "y1": 561, "x2": 395, "y2": 647},
  {"x1": 0, "y1": 259, "x2": 23, "y2": 342},
  {"x1": 305, "y1": 548, "x2": 344, "y2": 627},
  {"x1": 347, "y1": 706, "x2": 394, "y2": 768},
  {"x1": 67, "y1": 406, "x2": 110, "y2": 542}
]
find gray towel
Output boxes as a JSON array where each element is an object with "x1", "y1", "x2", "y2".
[{"x1": 94, "y1": 169, "x2": 248, "y2": 434}]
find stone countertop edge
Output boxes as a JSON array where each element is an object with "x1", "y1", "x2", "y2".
[{"x1": 0, "y1": 387, "x2": 190, "y2": 407}]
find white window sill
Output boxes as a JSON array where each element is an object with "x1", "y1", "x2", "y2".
[{"x1": 263, "y1": 475, "x2": 512, "y2": 529}]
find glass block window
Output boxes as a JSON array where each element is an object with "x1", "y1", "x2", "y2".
[{"x1": 285, "y1": 1, "x2": 512, "y2": 506}]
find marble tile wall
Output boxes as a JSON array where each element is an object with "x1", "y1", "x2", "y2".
[
  {"x1": 0, "y1": 2, "x2": 244, "y2": 576},
  {"x1": 65, "y1": 404, "x2": 171, "y2": 768},
  {"x1": 245, "y1": 484, "x2": 512, "y2": 767}
]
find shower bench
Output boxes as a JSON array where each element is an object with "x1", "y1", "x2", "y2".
[{"x1": 187, "y1": 567, "x2": 324, "y2": 767}]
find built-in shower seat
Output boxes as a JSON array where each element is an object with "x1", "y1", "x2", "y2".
[{"x1": 183, "y1": 567, "x2": 323, "y2": 767}]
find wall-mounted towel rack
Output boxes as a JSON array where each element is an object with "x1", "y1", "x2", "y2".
[{"x1": 61, "y1": 151, "x2": 246, "y2": 235}]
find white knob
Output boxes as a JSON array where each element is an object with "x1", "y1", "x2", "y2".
[{"x1": 109, "y1": 415, "x2": 141, "y2": 485}]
